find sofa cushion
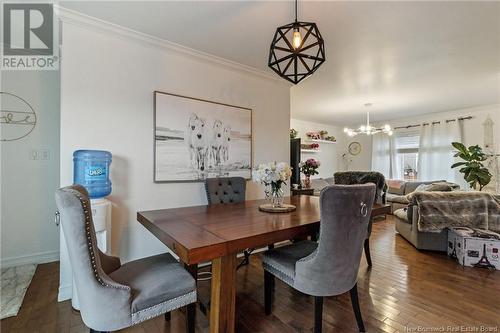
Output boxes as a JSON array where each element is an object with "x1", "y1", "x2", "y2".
[
  {"x1": 323, "y1": 177, "x2": 335, "y2": 186},
  {"x1": 109, "y1": 253, "x2": 196, "y2": 313},
  {"x1": 404, "y1": 180, "x2": 446, "y2": 194},
  {"x1": 310, "y1": 178, "x2": 330, "y2": 193},
  {"x1": 386, "y1": 193, "x2": 410, "y2": 204},
  {"x1": 394, "y1": 208, "x2": 410, "y2": 223},
  {"x1": 262, "y1": 241, "x2": 318, "y2": 286}
]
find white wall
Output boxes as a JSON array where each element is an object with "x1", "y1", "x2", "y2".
[
  {"x1": 290, "y1": 119, "x2": 343, "y2": 178},
  {"x1": 1, "y1": 71, "x2": 60, "y2": 268},
  {"x1": 59, "y1": 20, "x2": 290, "y2": 264},
  {"x1": 290, "y1": 118, "x2": 374, "y2": 174},
  {"x1": 343, "y1": 134, "x2": 373, "y2": 172}
]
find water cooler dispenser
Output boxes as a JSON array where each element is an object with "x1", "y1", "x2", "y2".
[{"x1": 62, "y1": 150, "x2": 113, "y2": 310}]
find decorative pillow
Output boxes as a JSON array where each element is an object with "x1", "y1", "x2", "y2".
[
  {"x1": 427, "y1": 182, "x2": 453, "y2": 192},
  {"x1": 413, "y1": 183, "x2": 453, "y2": 192},
  {"x1": 414, "y1": 184, "x2": 432, "y2": 192},
  {"x1": 387, "y1": 179, "x2": 405, "y2": 195}
]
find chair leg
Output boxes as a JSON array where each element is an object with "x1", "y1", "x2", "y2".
[
  {"x1": 264, "y1": 270, "x2": 274, "y2": 315},
  {"x1": 349, "y1": 284, "x2": 366, "y2": 332},
  {"x1": 364, "y1": 239, "x2": 372, "y2": 267},
  {"x1": 186, "y1": 303, "x2": 196, "y2": 333},
  {"x1": 165, "y1": 311, "x2": 171, "y2": 321},
  {"x1": 314, "y1": 296, "x2": 323, "y2": 333}
]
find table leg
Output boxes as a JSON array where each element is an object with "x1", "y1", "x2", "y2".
[{"x1": 210, "y1": 253, "x2": 237, "y2": 333}]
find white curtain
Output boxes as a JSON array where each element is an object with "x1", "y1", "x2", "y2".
[
  {"x1": 371, "y1": 134, "x2": 401, "y2": 179},
  {"x1": 417, "y1": 119, "x2": 463, "y2": 184}
]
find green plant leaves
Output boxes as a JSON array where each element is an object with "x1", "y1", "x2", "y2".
[{"x1": 451, "y1": 141, "x2": 491, "y2": 191}]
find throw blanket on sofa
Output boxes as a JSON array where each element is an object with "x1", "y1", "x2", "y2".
[{"x1": 407, "y1": 191, "x2": 500, "y2": 233}]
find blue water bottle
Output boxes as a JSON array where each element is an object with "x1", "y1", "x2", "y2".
[{"x1": 73, "y1": 150, "x2": 112, "y2": 198}]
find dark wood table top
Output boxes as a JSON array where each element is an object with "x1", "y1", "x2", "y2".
[{"x1": 137, "y1": 195, "x2": 321, "y2": 265}]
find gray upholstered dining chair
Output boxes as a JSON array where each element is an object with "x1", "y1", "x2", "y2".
[
  {"x1": 55, "y1": 185, "x2": 197, "y2": 333},
  {"x1": 205, "y1": 177, "x2": 251, "y2": 268},
  {"x1": 205, "y1": 176, "x2": 246, "y2": 205},
  {"x1": 262, "y1": 184, "x2": 376, "y2": 333},
  {"x1": 334, "y1": 171, "x2": 387, "y2": 267}
]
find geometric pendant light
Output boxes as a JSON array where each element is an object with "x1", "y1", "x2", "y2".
[{"x1": 268, "y1": 0, "x2": 326, "y2": 84}]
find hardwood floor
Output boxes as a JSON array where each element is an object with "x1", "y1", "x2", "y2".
[{"x1": 2, "y1": 216, "x2": 499, "y2": 333}]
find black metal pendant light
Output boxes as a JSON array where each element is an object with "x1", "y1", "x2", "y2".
[{"x1": 268, "y1": 0, "x2": 325, "y2": 84}]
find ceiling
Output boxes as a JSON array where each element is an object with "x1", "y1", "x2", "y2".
[{"x1": 60, "y1": 1, "x2": 500, "y2": 126}]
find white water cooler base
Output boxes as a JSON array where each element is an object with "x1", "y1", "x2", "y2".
[{"x1": 71, "y1": 198, "x2": 111, "y2": 310}]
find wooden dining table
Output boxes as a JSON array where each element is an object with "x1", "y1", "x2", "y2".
[
  {"x1": 137, "y1": 195, "x2": 321, "y2": 333},
  {"x1": 137, "y1": 195, "x2": 387, "y2": 333}
]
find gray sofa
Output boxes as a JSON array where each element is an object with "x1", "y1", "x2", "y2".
[
  {"x1": 395, "y1": 191, "x2": 500, "y2": 251},
  {"x1": 386, "y1": 180, "x2": 460, "y2": 212},
  {"x1": 394, "y1": 206, "x2": 448, "y2": 251},
  {"x1": 310, "y1": 177, "x2": 335, "y2": 196}
]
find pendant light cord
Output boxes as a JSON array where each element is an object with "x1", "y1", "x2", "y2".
[{"x1": 295, "y1": 0, "x2": 298, "y2": 22}]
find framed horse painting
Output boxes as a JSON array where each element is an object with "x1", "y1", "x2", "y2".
[{"x1": 153, "y1": 91, "x2": 253, "y2": 182}]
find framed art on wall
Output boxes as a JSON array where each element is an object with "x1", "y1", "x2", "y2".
[{"x1": 154, "y1": 91, "x2": 253, "y2": 182}]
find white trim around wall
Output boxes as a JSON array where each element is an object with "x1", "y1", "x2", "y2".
[
  {"x1": 0, "y1": 250, "x2": 59, "y2": 269},
  {"x1": 55, "y1": 6, "x2": 290, "y2": 86}
]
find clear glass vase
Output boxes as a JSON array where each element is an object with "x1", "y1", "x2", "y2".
[
  {"x1": 303, "y1": 175, "x2": 311, "y2": 189},
  {"x1": 266, "y1": 182, "x2": 285, "y2": 208}
]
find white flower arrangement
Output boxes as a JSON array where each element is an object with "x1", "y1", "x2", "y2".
[{"x1": 252, "y1": 161, "x2": 292, "y2": 186}]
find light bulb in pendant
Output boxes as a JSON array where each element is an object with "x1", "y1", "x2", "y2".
[{"x1": 293, "y1": 29, "x2": 302, "y2": 49}]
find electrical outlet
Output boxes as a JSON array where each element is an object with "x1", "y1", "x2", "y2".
[
  {"x1": 41, "y1": 149, "x2": 50, "y2": 160},
  {"x1": 29, "y1": 150, "x2": 39, "y2": 160}
]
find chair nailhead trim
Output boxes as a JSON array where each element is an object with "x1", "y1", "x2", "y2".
[{"x1": 132, "y1": 290, "x2": 197, "y2": 324}]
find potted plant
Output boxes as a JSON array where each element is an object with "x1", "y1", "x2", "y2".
[
  {"x1": 253, "y1": 162, "x2": 292, "y2": 207},
  {"x1": 324, "y1": 135, "x2": 336, "y2": 142},
  {"x1": 306, "y1": 131, "x2": 321, "y2": 140},
  {"x1": 451, "y1": 142, "x2": 492, "y2": 191},
  {"x1": 299, "y1": 158, "x2": 320, "y2": 188}
]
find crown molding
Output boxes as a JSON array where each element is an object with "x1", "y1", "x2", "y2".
[{"x1": 55, "y1": 6, "x2": 291, "y2": 86}]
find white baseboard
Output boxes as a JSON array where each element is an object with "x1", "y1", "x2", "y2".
[
  {"x1": 0, "y1": 250, "x2": 60, "y2": 269},
  {"x1": 58, "y1": 283, "x2": 73, "y2": 302}
]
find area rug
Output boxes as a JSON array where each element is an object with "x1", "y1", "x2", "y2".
[{"x1": 1, "y1": 264, "x2": 37, "y2": 319}]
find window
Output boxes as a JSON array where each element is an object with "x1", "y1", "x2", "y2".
[{"x1": 395, "y1": 131, "x2": 420, "y2": 181}]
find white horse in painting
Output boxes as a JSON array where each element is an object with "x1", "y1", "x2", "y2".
[
  {"x1": 210, "y1": 119, "x2": 225, "y2": 167},
  {"x1": 186, "y1": 113, "x2": 208, "y2": 173},
  {"x1": 221, "y1": 125, "x2": 231, "y2": 163}
]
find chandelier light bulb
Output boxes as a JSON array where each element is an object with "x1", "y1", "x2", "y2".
[
  {"x1": 343, "y1": 106, "x2": 392, "y2": 137},
  {"x1": 292, "y1": 29, "x2": 302, "y2": 49}
]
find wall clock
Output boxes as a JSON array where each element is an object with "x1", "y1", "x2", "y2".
[{"x1": 348, "y1": 142, "x2": 362, "y2": 156}]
